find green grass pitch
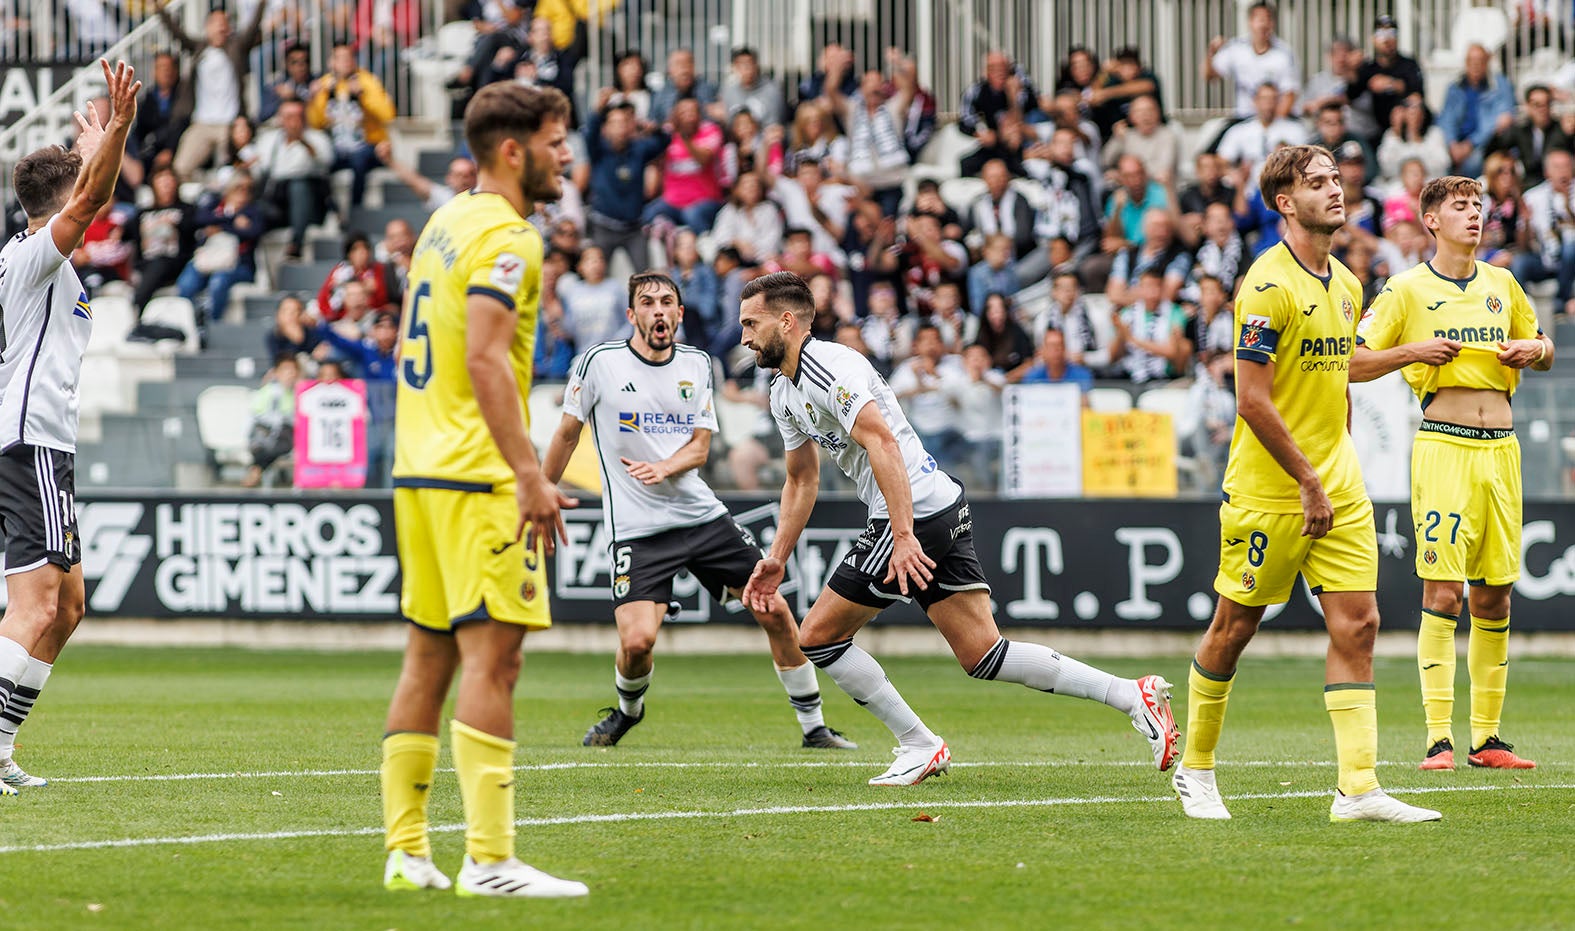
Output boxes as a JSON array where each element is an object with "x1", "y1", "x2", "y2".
[{"x1": 0, "y1": 646, "x2": 1570, "y2": 930}]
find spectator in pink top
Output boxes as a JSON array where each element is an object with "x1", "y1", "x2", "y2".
[{"x1": 641, "y1": 98, "x2": 726, "y2": 233}]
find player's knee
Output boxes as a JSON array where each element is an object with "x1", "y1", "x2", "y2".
[
  {"x1": 1333, "y1": 607, "x2": 1380, "y2": 648},
  {"x1": 1423, "y1": 588, "x2": 1464, "y2": 618},
  {"x1": 622, "y1": 628, "x2": 658, "y2": 662}
]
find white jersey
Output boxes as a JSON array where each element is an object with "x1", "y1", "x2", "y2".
[
  {"x1": 770, "y1": 338, "x2": 961, "y2": 521},
  {"x1": 298, "y1": 380, "x2": 364, "y2": 464},
  {"x1": 0, "y1": 217, "x2": 92, "y2": 453},
  {"x1": 564, "y1": 340, "x2": 728, "y2": 542}
]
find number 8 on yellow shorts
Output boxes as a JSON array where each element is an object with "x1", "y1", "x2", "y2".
[
  {"x1": 1214, "y1": 496, "x2": 1378, "y2": 607},
  {"x1": 394, "y1": 486, "x2": 552, "y2": 632}
]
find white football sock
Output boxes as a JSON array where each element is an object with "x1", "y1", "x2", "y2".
[
  {"x1": 971, "y1": 639, "x2": 1138, "y2": 714},
  {"x1": 0, "y1": 638, "x2": 29, "y2": 734},
  {"x1": 0, "y1": 656, "x2": 51, "y2": 759},
  {"x1": 803, "y1": 639, "x2": 934, "y2": 748},
  {"x1": 775, "y1": 662, "x2": 825, "y2": 733},
  {"x1": 614, "y1": 667, "x2": 651, "y2": 716}
]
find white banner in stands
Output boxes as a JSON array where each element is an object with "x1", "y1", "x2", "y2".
[
  {"x1": 1001, "y1": 384, "x2": 1083, "y2": 497},
  {"x1": 1350, "y1": 372, "x2": 1418, "y2": 503}
]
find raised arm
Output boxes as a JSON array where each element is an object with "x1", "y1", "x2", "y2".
[
  {"x1": 467, "y1": 294, "x2": 576, "y2": 553},
  {"x1": 374, "y1": 141, "x2": 436, "y2": 202},
  {"x1": 153, "y1": 1, "x2": 199, "y2": 53},
  {"x1": 54, "y1": 60, "x2": 141, "y2": 257}
]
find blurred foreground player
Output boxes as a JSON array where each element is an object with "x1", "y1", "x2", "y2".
[{"x1": 379, "y1": 83, "x2": 588, "y2": 897}]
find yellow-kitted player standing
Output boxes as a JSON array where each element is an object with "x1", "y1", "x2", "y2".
[
  {"x1": 379, "y1": 82, "x2": 588, "y2": 899},
  {"x1": 1172, "y1": 145, "x2": 1441, "y2": 825},
  {"x1": 1353, "y1": 175, "x2": 1553, "y2": 772}
]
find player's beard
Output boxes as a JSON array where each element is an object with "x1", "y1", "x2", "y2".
[
  {"x1": 521, "y1": 147, "x2": 561, "y2": 204},
  {"x1": 754, "y1": 329, "x2": 787, "y2": 369},
  {"x1": 638, "y1": 316, "x2": 673, "y2": 351}
]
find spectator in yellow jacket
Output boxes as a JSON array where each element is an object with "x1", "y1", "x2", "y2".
[
  {"x1": 308, "y1": 43, "x2": 396, "y2": 208},
  {"x1": 536, "y1": 0, "x2": 619, "y2": 50}
]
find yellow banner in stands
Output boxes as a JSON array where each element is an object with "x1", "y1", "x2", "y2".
[
  {"x1": 560, "y1": 423, "x2": 603, "y2": 494},
  {"x1": 1081, "y1": 411, "x2": 1177, "y2": 498}
]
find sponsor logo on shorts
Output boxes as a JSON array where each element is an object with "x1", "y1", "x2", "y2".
[
  {"x1": 521, "y1": 580, "x2": 536, "y2": 601},
  {"x1": 1241, "y1": 571, "x2": 1256, "y2": 592},
  {"x1": 1424, "y1": 548, "x2": 1438, "y2": 565},
  {"x1": 613, "y1": 574, "x2": 630, "y2": 598}
]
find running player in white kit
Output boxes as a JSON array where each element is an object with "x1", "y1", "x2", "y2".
[
  {"x1": 0, "y1": 60, "x2": 141, "y2": 793},
  {"x1": 543, "y1": 272, "x2": 855, "y2": 749},
  {"x1": 738, "y1": 272, "x2": 1180, "y2": 786}
]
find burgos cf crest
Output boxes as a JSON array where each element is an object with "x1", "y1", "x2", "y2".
[
  {"x1": 1340, "y1": 297, "x2": 1355, "y2": 323},
  {"x1": 1485, "y1": 295, "x2": 1503, "y2": 314},
  {"x1": 678, "y1": 379, "x2": 694, "y2": 401}
]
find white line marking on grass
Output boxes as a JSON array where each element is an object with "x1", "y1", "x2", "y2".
[
  {"x1": 4, "y1": 782, "x2": 1573, "y2": 856},
  {"x1": 52, "y1": 758, "x2": 1530, "y2": 785}
]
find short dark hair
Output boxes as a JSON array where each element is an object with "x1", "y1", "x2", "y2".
[
  {"x1": 343, "y1": 230, "x2": 371, "y2": 257},
  {"x1": 12, "y1": 146, "x2": 81, "y2": 220},
  {"x1": 1419, "y1": 175, "x2": 1483, "y2": 224},
  {"x1": 1258, "y1": 144, "x2": 1334, "y2": 216},
  {"x1": 628, "y1": 270, "x2": 680, "y2": 307},
  {"x1": 463, "y1": 83, "x2": 571, "y2": 168},
  {"x1": 731, "y1": 46, "x2": 757, "y2": 62},
  {"x1": 1137, "y1": 267, "x2": 1165, "y2": 281},
  {"x1": 1317, "y1": 100, "x2": 1345, "y2": 117},
  {"x1": 273, "y1": 352, "x2": 299, "y2": 369},
  {"x1": 1249, "y1": 1, "x2": 1276, "y2": 18},
  {"x1": 285, "y1": 42, "x2": 309, "y2": 59},
  {"x1": 913, "y1": 322, "x2": 942, "y2": 342},
  {"x1": 783, "y1": 226, "x2": 812, "y2": 240},
  {"x1": 1526, "y1": 83, "x2": 1552, "y2": 102},
  {"x1": 740, "y1": 271, "x2": 815, "y2": 321},
  {"x1": 603, "y1": 101, "x2": 635, "y2": 118}
]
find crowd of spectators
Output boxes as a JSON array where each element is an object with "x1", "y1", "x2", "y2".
[{"x1": 30, "y1": 1, "x2": 1575, "y2": 490}]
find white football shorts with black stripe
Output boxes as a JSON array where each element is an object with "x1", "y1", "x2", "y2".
[
  {"x1": 826, "y1": 493, "x2": 990, "y2": 611},
  {"x1": 0, "y1": 444, "x2": 80, "y2": 574}
]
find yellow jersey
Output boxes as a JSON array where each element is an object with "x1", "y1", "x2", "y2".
[
  {"x1": 393, "y1": 191, "x2": 544, "y2": 489},
  {"x1": 1222, "y1": 242, "x2": 1366, "y2": 514},
  {"x1": 1357, "y1": 260, "x2": 1541, "y2": 408}
]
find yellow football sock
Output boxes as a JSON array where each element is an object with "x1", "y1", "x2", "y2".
[
  {"x1": 1180, "y1": 660, "x2": 1233, "y2": 771},
  {"x1": 381, "y1": 731, "x2": 439, "y2": 857},
  {"x1": 452, "y1": 719, "x2": 516, "y2": 865},
  {"x1": 1468, "y1": 614, "x2": 1510, "y2": 749},
  {"x1": 1417, "y1": 610, "x2": 1457, "y2": 748},
  {"x1": 1324, "y1": 684, "x2": 1380, "y2": 796}
]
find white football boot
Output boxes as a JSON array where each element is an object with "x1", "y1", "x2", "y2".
[
  {"x1": 1173, "y1": 766, "x2": 1231, "y2": 820},
  {"x1": 456, "y1": 856, "x2": 590, "y2": 898},
  {"x1": 1130, "y1": 675, "x2": 1181, "y2": 771},
  {"x1": 384, "y1": 850, "x2": 452, "y2": 891},
  {"x1": 1329, "y1": 788, "x2": 1442, "y2": 823},
  {"x1": 868, "y1": 739, "x2": 950, "y2": 786}
]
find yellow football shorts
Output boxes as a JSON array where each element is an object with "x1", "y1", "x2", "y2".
[
  {"x1": 1214, "y1": 496, "x2": 1378, "y2": 606},
  {"x1": 394, "y1": 486, "x2": 552, "y2": 632},
  {"x1": 1410, "y1": 424, "x2": 1522, "y2": 586}
]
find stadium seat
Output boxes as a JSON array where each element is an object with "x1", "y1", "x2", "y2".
[
  {"x1": 142, "y1": 296, "x2": 202, "y2": 355},
  {"x1": 1137, "y1": 386, "x2": 1200, "y2": 441},
  {"x1": 79, "y1": 355, "x2": 128, "y2": 415},
  {"x1": 86, "y1": 295, "x2": 135, "y2": 355},
  {"x1": 713, "y1": 396, "x2": 762, "y2": 448},
  {"x1": 195, "y1": 385, "x2": 255, "y2": 470},
  {"x1": 939, "y1": 177, "x2": 987, "y2": 216},
  {"x1": 1087, "y1": 387, "x2": 1134, "y2": 413},
  {"x1": 917, "y1": 123, "x2": 977, "y2": 170}
]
